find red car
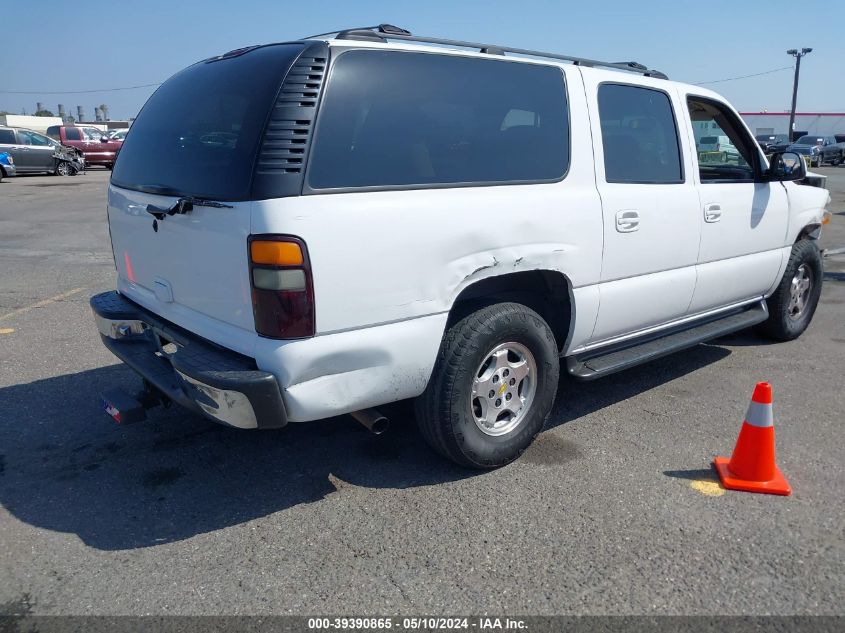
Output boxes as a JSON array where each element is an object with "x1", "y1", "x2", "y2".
[{"x1": 46, "y1": 125, "x2": 121, "y2": 168}]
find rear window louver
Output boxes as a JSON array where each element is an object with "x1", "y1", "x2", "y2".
[{"x1": 252, "y1": 42, "x2": 328, "y2": 199}]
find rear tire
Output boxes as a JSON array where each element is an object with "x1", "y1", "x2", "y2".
[
  {"x1": 757, "y1": 240, "x2": 823, "y2": 341},
  {"x1": 415, "y1": 302, "x2": 559, "y2": 468}
]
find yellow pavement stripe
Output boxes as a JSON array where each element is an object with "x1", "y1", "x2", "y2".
[
  {"x1": 0, "y1": 287, "x2": 87, "y2": 322},
  {"x1": 0, "y1": 327, "x2": 14, "y2": 334}
]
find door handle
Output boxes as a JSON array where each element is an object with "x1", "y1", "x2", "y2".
[
  {"x1": 615, "y1": 210, "x2": 640, "y2": 233},
  {"x1": 704, "y1": 203, "x2": 722, "y2": 223}
]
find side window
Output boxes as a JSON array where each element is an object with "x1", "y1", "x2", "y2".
[
  {"x1": 0, "y1": 129, "x2": 15, "y2": 144},
  {"x1": 46, "y1": 126, "x2": 60, "y2": 140},
  {"x1": 308, "y1": 51, "x2": 570, "y2": 189},
  {"x1": 687, "y1": 96, "x2": 757, "y2": 182},
  {"x1": 30, "y1": 132, "x2": 54, "y2": 146},
  {"x1": 64, "y1": 127, "x2": 82, "y2": 141},
  {"x1": 82, "y1": 128, "x2": 102, "y2": 140},
  {"x1": 597, "y1": 84, "x2": 683, "y2": 184},
  {"x1": 18, "y1": 130, "x2": 51, "y2": 146}
]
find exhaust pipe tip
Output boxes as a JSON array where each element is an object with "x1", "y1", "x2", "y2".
[{"x1": 350, "y1": 409, "x2": 390, "y2": 435}]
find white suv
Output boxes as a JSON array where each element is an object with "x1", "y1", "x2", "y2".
[{"x1": 92, "y1": 25, "x2": 830, "y2": 468}]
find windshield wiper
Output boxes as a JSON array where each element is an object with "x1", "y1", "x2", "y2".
[{"x1": 146, "y1": 196, "x2": 233, "y2": 221}]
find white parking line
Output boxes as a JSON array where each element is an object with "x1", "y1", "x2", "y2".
[
  {"x1": 823, "y1": 246, "x2": 845, "y2": 257},
  {"x1": 0, "y1": 287, "x2": 87, "y2": 322}
]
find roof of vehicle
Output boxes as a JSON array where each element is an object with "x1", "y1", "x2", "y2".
[
  {"x1": 5, "y1": 126, "x2": 49, "y2": 133},
  {"x1": 198, "y1": 25, "x2": 729, "y2": 113},
  {"x1": 303, "y1": 24, "x2": 671, "y2": 80},
  {"x1": 289, "y1": 25, "x2": 730, "y2": 105}
]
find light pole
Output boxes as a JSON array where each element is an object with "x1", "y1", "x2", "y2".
[{"x1": 786, "y1": 48, "x2": 812, "y2": 142}]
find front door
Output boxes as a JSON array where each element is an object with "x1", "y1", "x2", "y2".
[
  {"x1": 16, "y1": 129, "x2": 56, "y2": 172},
  {"x1": 581, "y1": 72, "x2": 701, "y2": 344},
  {"x1": 683, "y1": 95, "x2": 788, "y2": 313}
]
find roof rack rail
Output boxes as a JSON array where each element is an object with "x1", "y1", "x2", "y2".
[{"x1": 303, "y1": 24, "x2": 668, "y2": 80}]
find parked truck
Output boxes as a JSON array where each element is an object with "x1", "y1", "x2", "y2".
[{"x1": 45, "y1": 125, "x2": 122, "y2": 168}]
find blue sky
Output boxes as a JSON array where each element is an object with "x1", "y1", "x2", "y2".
[{"x1": 4, "y1": 0, "x2": 843, "y2": 120}]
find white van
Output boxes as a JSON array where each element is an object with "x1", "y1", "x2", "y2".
[
  {"x1": 697, "y1": 133, "x2": 742, "y2": 161},
  {"x1": 93, "y1": 25, "x2": 830, "y2": 468}
]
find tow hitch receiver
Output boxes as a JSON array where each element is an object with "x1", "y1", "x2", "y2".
[
  {"x1": 100, "y1": 382, "x2": 168, "y2": 425},
  {"x1": 100, "y1": 388, "x2": 147, "y2": 424}
]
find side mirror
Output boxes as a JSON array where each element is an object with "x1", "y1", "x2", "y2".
[
  {"x1": 768, "y1": 151, "x2": 806, "y2": 182},
  {"x1": 101, "y1": 136, "x2": 109, "y2": 142}
]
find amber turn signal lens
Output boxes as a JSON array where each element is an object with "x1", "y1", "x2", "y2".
[{"x1": 250, "y1": 241, "x2": 304, "y2": 266}]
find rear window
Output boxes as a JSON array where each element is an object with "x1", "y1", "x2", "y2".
[
  {"x1": 307, "y1": 50, "x2": 569, "y2": 190},
  {"x1": 0, "y1": 129, "x2": 15, "y2": 144},
  {"x1": 111, "y1": 43, "x2": 304, "y2": 200}
]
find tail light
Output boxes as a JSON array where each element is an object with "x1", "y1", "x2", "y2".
[{"x1": 249, "y1": 235, "x2": 315, "y2": 338}]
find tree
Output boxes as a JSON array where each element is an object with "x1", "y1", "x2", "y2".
[{"x1": 34, "y1": 109, "x2": 55, "y2": 117}]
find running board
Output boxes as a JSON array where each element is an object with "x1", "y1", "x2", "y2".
[{"x1": 566, "y1": 301, "x2": 769, "y2": 381}]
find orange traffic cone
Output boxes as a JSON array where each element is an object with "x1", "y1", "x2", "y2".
[{"x1": 713, "y1": 382, "x2": 792, "y2": 496}]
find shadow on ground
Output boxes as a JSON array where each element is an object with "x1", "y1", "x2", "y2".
[
  {"x1": 0, "y1": 343, "x2": 730, "y2": 550},
  {"x1": 663, "y1": 468, "x2": 717, "y2": 482}
]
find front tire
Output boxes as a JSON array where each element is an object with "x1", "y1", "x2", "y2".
[
  {"x1": 415, "y1": 302, "x2": 559, "y2": 468},
  {"x1": 55, "y1": 161, "x2": 73, "y2": 176},
  {"x1": 757, "y1": 240, "x2": 823, "y2": 341}
]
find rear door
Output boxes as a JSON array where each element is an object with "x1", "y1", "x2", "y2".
[
  {"x1": 0, "y1": 129, "x2": 25, "y2": 170},
  {"x1": 108, "y1": 43, "x2": 306, "y2": 350},
  {"x1": 581, "y1": 72, "x2": 701, "y2": 343},
  {"x1": 60, "y1": 126, "x2": 84, "y2": 152}
]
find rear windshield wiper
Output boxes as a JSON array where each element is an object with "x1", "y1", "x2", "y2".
[{"x1": 146, "y1": 196, "x2": 233, "y2": 221}]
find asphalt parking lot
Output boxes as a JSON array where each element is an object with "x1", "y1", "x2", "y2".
[{"x1": 1, "y1": 168, "x2": 843, "y2": 616}]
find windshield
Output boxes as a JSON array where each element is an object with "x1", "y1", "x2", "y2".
[
  {"x1": 795, "y1": 136, "x2": 823, "y2": 145},
  {"x1": 111, "y1": 43, "x2": 304, "y2": 201}
]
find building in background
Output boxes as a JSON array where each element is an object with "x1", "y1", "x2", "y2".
[
  {"x1": 740, "y1": 112, "x2": 845, "y2": 139},
  {"x1": 0, "y1": 114, "x2": 63, "y2": 133}
]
